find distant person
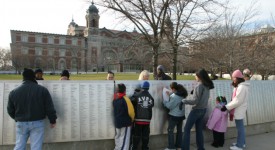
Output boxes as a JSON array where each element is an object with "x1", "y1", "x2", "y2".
[
  {"x1": 113, "y1": 83, "x2": 135, "y2": 150},
  {"x1": 35, "y1": 68, "x2": 44, "y2": 80},
  {"x1": 138, "y1": 70, "x2": 150, "y2": 80},
  {"x1": 207, "y1": 96, "x2": 228, "y2": 148},
  {"x1": 181, "y1": 69, "x2": 214, "y2": 150},
  {"x1": 221, "y1": 70, "x2": 249, "y2": 150},
  {"x1": 130, "y1": 81, "x2": 154, "y2": 150},
  {"x1": 243, "y1": 68, "x2": 251, "y2": 81},
  {"x1": 155, "y1": 65, "x2": 172, "y2": 80},
  {"x1": 163, "y1": 82, "x2": 188, "y2": 150},
  {"x1": 7, "y1": 68, "x2": 57, "y2": 150},
  {"x1": 107, "y1": 71, "x2": 115, "y2": 80},
  {"x1": 60, "y1": 70, "x2": 70, "y2": 80}
]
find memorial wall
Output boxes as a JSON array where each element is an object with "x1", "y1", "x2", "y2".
[{"x1": 1, "y1": 80, "x2": 275, "y2": 145}]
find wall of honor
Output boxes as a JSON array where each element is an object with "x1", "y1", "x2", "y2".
[{"x1": 1, "y1": 80, "x2": 275, "y2": 145}]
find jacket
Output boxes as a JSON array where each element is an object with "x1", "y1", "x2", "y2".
[
  {"x1": 183, "y1": 82, "x2": 210, "y2": 109},
  {"x1": 131, "y1": 90, "x2": 154, "y2": 122},
  {"x1": 113, "y1": 95, "x2": 135, "y2": 128},
  {"x1": 225, "y1": 82, "x2": 250, "y2": 119},
  {"x1": 163, "y1": 93, "x2": 185, "y2": 117},
  {"x1": 7, "y1": 80, "x2": 57, "y2": 124},
  {"x1": 207, "y1": 105, "x2": 228, "y2": 132}
]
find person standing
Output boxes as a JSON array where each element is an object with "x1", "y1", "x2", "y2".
[
  {"x1": 34, "y1": 68, "x2": 44, "y2": 80},
  {"x1": 243, "y1": 68, "x2": 251, "y2": 81},
  {"x1": 60, "y1": 69, "x2": 70, "y2": 80},
  {"x1": 130, "y1": 81, "x2": 154, "y2": 150},
  {"x1": 181, "y1": 69, "x2": 214, "y2": 150},
  {"x1": 163, "y1": 82, "x2": 188, "y2": 150},
  {"x1": 138, "y1": 70, "x2": 150, "y2": 80},
  {"x1": 155, "y1": 65, "x2": 172, "y2": 80},
  {"x1": 7, "y1": 68, "x2": 57, "y2": 150},
  {"x1": 206, "y1": 96, "x2": 228, "y2": 148},
  {"x1": 113, "y1": 83, "x2": 135, "y2": 150},
  {"x1": 221, "y1": 70, "x2": 249, "y2": 150},
  {"x1": 107, "y1": 71, "x2": 115, "y2": 80}
]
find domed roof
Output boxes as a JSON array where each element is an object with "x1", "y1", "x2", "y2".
[
  {"x1": 88, "y1": 2, "x2": 99, "y2": 14},
  {"x1": 68, "y1": 19, "x2": 78, "y2": 27}
]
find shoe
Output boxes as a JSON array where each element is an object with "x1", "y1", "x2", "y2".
[
  {"x1": 211, "y1": 143, "x2": 219, "y2": 148},
  {"x1": 164, "y1": 148, "x2": 176, "y2": 150},
  {"x1": 232, "y1": 143, "x2": 246, "y2": 148},
  {"x1": 230, "y1": 145, "x2": 243, "y2": 150}
]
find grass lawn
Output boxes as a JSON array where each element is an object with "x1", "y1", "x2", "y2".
[{"x1": 0, "y1": 73, "x2": 196, "y2": 80}]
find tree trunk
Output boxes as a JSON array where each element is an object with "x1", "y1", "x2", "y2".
[{"x1": 172, "y1": 45, "x2": 178, "y2": 80}]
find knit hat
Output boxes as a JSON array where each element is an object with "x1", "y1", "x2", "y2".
[
  {"x1": 117, "y1": 83, "x2": 126, "y2": 93},
  {"x1": 34, "y1": 68, "x2": 43, "y2": 74},
  {"x1": 157, "y1": 65, "x2": 165, "y2": 72},
  {"x1": 232, "y1": 70, "x2": 243, "y2": 78},
  {"x1": 22, "y1": 68, "x2": 35, "y2": 80},
  {"x1": 61, "y1": 70, "x2": 70, "y2": 78},
  {"x1": 141, "y1": 81, "x2": 150, "y2": 89}
]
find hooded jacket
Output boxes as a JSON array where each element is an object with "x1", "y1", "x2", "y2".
[
  {"x1": 207, "y1": 104, "x2": 228, "y2": 132},
  {"x1": 225, "y1": 82, "x2": 250, "y2": 119}
]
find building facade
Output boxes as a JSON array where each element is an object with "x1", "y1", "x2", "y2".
[{"x1": 10, "y1": 2, "x2": 152, "y2": 73}]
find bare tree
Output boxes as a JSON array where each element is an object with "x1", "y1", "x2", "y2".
[
  {"x1": 97, "y1": 0, "x2": 172, "y2": 78},
  {"x1": 0, "y1": 48, "x2": 12, "y2": 70}
]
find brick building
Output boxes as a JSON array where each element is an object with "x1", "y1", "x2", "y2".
[{"x1": 10, "y1": 2, "x2": 152, "y2": 73}]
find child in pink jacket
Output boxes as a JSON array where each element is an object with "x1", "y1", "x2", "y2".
[{"x1": 207, "y1": 96, "x2": 228, "y2": 148}]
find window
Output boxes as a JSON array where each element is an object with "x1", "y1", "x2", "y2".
[
  {"x1": 60, "y1": 37, "x2": 65, "y2": 45},
  {"x1": 59, "y1": 49, "x2": 66, "y2": 57},
  {"x1": 71, "y1": 49, "x2": 77, "y2": 57},
  {"x1": 48, "y1": 36, "x2": 54, "y2": 44},
  {"x1": 48, "y1": 48, "x2": 54, "y2": 56},
  {"x1": 22, "y1": 34, "x2": 28, "y2": 42},
  {"x1": 21, "y1": 47, "x2": 28, "y2": 54},
  {"x1": 35, "y1": 35, "x2": 42, "y2": 43},
  {"x1": 35, "y1": 47, "x2": 43, "y2": 56},
  {"x1": 72, "y1": 38, "x2": 77, "y2": 45}
]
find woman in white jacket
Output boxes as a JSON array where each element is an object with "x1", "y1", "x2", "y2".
[{"x1": 221, "y1": 70, "x2": 250, "y2": 150}]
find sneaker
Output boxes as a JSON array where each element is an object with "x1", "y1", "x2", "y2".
[
  {"x1": 164, "y1": 148, "x2": 176, "y2": 150},
  {"x1": 230, "y1": 145, "x2": 243, "y2": 150},
  {"x1": 232, "y1": 143, "x2": 246, "y2": 148}
]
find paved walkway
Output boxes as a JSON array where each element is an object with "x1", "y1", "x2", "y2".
[{"x1": 159, "y1": 131, "x2": 275, "y2": 150}]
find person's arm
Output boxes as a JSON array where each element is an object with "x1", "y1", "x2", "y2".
[
  {"x1": 7, "y1": 91, "x2": 15, "y2": 119},
  {"x1": 163, "y1": 94, "x2": 177, "y2": 109},
  {"x1": 44, "y1": 88, "x2": 57, "y2": 124},
  {"x1": 226, "y1": 85, "x2": 246, "y2": 110},
  {"x1": 182, "y1": 84, "x2": 203, "y2": 105}
]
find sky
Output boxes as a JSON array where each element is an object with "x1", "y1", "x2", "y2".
[{"x1": 0, "y1": 0, "x2": 275, "y2": 49}]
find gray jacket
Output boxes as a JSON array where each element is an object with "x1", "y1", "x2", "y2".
[{"x1": 183, "y1": 82, "x2": 210, "y2": 109}]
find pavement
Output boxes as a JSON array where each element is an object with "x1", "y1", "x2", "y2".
[{"x1": 159, "y1": 131, "x2": 275, "y2": 150}]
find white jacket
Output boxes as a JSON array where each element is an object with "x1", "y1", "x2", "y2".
[{"x1": 226, "y1": 82, "x2": 250, "y2": 119}]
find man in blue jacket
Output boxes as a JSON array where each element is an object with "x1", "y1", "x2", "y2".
[{"x1": 7, "y1": 68, "x2": 57, "y2": 150}]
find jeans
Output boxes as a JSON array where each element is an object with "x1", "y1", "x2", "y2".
[
  {"x1": 235, "y1": 119, "x2": 245, "y2": 148},
  {"x1": 167, "y1": 116, "x2": 184, "y2": 149},
  {"x1": 14, "y1": 120, "x2": 45, "y2": 150},
  {"x1": 182, "y1": 109, "x2": 206, "y2": 150}
]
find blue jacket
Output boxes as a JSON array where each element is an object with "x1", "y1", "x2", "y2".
[
  {"x1": 113, "y1": 95, "x2": 134, "y2": 128},
  {"x1": 163, "y1": 93, "x2": 185, "y2": 117}
]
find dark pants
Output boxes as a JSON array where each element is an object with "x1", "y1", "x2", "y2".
[
  {"x1": 212, "y1": 130, "x2": 225, "y2": 147},
  {"x1": 167, "y1": 115, "x2": 185, "y2": 149},
  {"x1": 131, "y1": 123, "x2": 150, "y2": 150}
]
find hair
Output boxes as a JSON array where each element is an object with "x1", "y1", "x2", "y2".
[
  {"x1": 176, "y1": 84, "x2": 188, "y2": 98},
  {"x1": 117, "y1": 83, "x2": 126, "y2": 93},
  {"x1": 61, "y1": 70, "x2": 70, "y2": 78},
  {"x1": 231, "y1": 78, "x2": 245, "y2": 87},
  {"x1": 196, "y1": 69, "x2": 214, "y2": 89},
  {"x1": 138, "y1": 70, "x2": 149, "y2": 80},
  {"x1": 216, "y1": 96, "x2": 227, "y2": 104},
  {"x1": 170, "y1": 82, "x2": 178, "y2": 89},
  {"x1": 108, "y1": 71, "x2": 114, "y2": 76}
]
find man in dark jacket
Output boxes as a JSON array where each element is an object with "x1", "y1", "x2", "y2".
[
  {"x1": 155, "y1": 65, "x2": 172, "y2": 80},
  {"x1": 7, "y1": 68, "x2": 57, "y2": 150},
  {"x1": 130, "y1": 81, "x2": 154, "y2": 150}
]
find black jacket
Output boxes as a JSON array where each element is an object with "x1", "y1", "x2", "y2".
[
  {"x1": 131, "y1": 90, "x2": 154, "y2": 122},
  {"x1": 7, "y1": 80, "x2": 57, "y2": 124}
]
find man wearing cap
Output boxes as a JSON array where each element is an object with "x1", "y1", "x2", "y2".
[
  {"x1": 7, "y1": 68, "x2": 57, "y2": 150},
  {"x1": 130, "y1": 81, "x2": 154, "y2": 150},
  {"x1": 35, "y1": 68, "x2": 44, "y2": 80},
  {"x1": 155, "y1": 65, "x2": 172, "y2": 80}
]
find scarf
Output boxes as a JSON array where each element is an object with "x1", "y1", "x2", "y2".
[{"x1": 230, "y1": 87, "x2": 237, "y2": 121}]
